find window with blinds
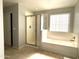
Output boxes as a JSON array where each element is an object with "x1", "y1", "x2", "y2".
[{"x1": 50, "y1": 13, "x2": 70, "y2": 32}]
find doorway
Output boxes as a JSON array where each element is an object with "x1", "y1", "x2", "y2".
[
  {"x1": 25, "y1": 15, "x2": 37, "y2": 46},
  {"x1": 10, "y1": 13, "x2": 13, "y2": 47},
  {"x1": 4, "y1": 12, "x2": 13, "y2": 47}
]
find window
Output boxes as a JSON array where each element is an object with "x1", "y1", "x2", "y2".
[
  {"x1": 41, "y1": 14, "x2": 44, "y2": 31},
  {"x1": 50, "y1": 13, "x2": 70, "y2": 32}
]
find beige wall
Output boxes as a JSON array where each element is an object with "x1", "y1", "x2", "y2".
[
  {"x1": 34, "y1": 7, "x2": 74, "y2": 32},
  {"x1": 74, "y1": 2, "x2": 79, "y2": 34},
  {"x1": 4, "y1": 3, "x2": 32, "y2": 48},
  {"x1": 25, "y1": 11, "x2": 33, "y2": 16},
  {"x1": 37, "y1": 15, "x2": 41, "y2": 47},
  {"x1": 34, "y1": 7, "x2": 74, "y2": 14},
  {"x1": 34, "y1": 7, "x2": 75, "y2": 43},
  {"x1": 18, "y1": 4, "x2": 25, "y2": 48},
  {"x1": 4, "y1": 3, "x2": 33, "y2": 49},
  {"x1": 4, "y1": 11, "x2": 11, "y2": 46},
  {"x1": 34, "y1": 7, "x2": 78, "y2": 58},
  {"x1": 18, "y1": 4, "x2": 33, "y2": 48},
  {"x1": 0, "y1": 0, "x2": 4, "y2": 58},
  {"x1": 74, "y1": 1, "x2": 79, "y2": 59},
  {"x1": 34, "y1": 7, "x2": 77, "y2": 42},
  {"x1": 4, "y1": 4, "x2": 19, "y2": 48}
]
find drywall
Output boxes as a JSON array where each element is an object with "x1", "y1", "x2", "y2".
[
  {"x1": 37, "y1": 15, "x2": 41, "y2": 47},
  {"x1": 74, "y1": 2, "x2": 79, "y2": 34},
  {"x1": 4, "y1": 3, "x2": 33, "y2": 48},
  {"x1": 0, "y1": 0, "x2": 4, "y2": 59},
  {"x1": 34, "y1": 7, "x2": 74, "y2": 32},
  {"x1": 34, "y1": 7, "x2": 75, "y2": 43},
  {"x1": 25, "y1": 11, "x2": 33, "y2": 16},
  {"x1": 34, "y1": 7, "x2": 74, "y2": 14},
  {"x1": 4, "y1": 11, "x2": 11, "y2": 46},
  {"x1": 18, "y1": 4, "x2": 25, "y2": 48},
  {"x1": 74, "y1": 0, "x2": 79, "y2": 59},
  {"x1": 18, "y1": 4, "x2": 33, "y2": 48},
  {"x1": 4, "y1": 4, "x2": 18, "y2": 48},
  {"x1": 34, "y1": 7, "x2": 77, "y2": 58}
]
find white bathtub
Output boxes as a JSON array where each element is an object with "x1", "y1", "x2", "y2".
[
  {"x1": 42, "y1": 38, "x2": 77, "y2": 48},
  {"x1": 42, "y1": 30, "x2": 78, "y2": 48},
  {"x1": 41, "y1": 30, "x2": 78, "y2": 58}
]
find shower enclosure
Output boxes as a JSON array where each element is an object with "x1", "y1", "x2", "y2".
[{"x1": 25, "y1": 15, "x2": 37, "y2": 46}]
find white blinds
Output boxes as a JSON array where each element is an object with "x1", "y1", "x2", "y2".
[{"x1": 50, "y1": 13, "x2": 70, "y2": 32}]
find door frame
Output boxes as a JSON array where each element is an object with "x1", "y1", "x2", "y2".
[
  {"x1": 10, "y1": 13, "x2": 13, "y2": 47},
  {"x1": 25, "y1": 15, "x2": 37, "y2": 46}
]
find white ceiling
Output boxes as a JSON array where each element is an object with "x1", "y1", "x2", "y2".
[{"x1": 3, "y1": 0, "x2": 78, "y2": 11}]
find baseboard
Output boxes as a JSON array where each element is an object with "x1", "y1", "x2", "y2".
[{"x1": 25, "y1": 44, "x2": 42, "y2": 50}]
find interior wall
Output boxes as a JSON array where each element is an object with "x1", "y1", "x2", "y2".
[
  {"x1": 18, "y1": 4, "x2": 25, "y2": 48},
  {"x1": 37, "y1": 15, "x2": 41, "y2": 47},
  {"x1": 34, "y1": 7, "x2": 74, "y2": 32},
  {"x1": 34, "y1": 7, "x2": 75, "y2": 42},
  {"x1": 18, "y1": 4, "x2": 33, "y2": 48},
  {"x1": 0, "y1": 0, "x2": 4, "y2": 58},
  {"x1": 34, "y1": 7, "x2": 74, "y2": 15},
  {"x1": 4, "y1": 10, "x2": 11, "y2": 46},
  {"x1": 4, "y1": 4, "x2": 18, "y2": 48},
  {"x1": 74, "y1": 0, "x2": 79, "y2": 58},
  {"x1": 34, "y1": 7, "x2": 78, "y2": 58},
  {"x1": 4, "y1": 3, "x2": 33, "y2": 49},
  {"x1": 74, "y1": 2, "x2": 79, "y2": 33},
  {"x1": 25, "y1": 11, "x2": 33, "y2": 16}
]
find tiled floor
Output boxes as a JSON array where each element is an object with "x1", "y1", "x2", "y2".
[{"x1": 5, "y1": 46, "x2": 70, "y2": 59}]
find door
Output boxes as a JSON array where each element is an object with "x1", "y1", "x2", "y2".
[{"x1": 25, "y1": 16, "x2": 37, "y2": 45}]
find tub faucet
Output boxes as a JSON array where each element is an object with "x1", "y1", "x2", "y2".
[{"x1": 70, "y1": 36, "x2": 75, "y2": 41}]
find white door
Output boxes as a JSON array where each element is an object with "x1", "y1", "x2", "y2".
[{"x1": 26, "y1": 16, "x2": 36, "y2": 45}]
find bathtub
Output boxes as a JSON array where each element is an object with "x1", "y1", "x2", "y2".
[
  {"x1": 42, "y1": 38, "x2": 77, "y2": 48},
  {"x1": 41, "y1": 30, "x2": 78, "y2": 58}
]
